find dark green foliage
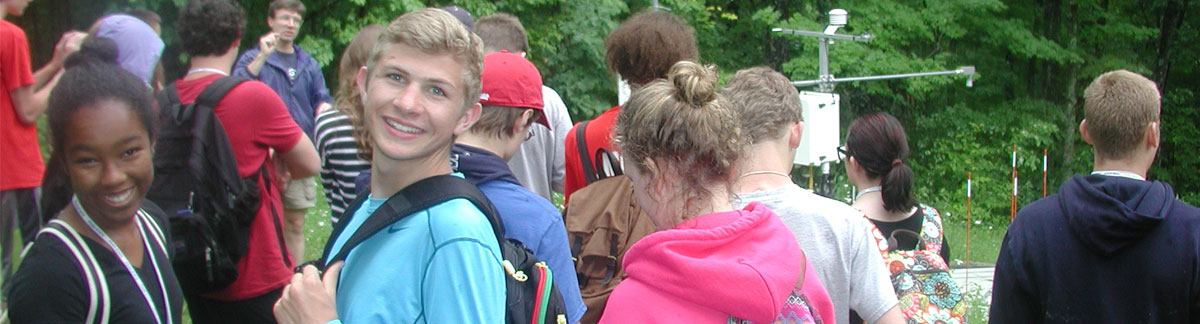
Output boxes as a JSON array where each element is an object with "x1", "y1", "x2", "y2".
[{"x1": 14, "y1": 0, "x2": 1199, "y2": 222}]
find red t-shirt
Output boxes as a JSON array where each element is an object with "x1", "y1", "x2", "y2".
[
  {"x1": 0, "y1": 20, "x2": 43, "y2": 190},
  {"x1": 175, "y1": 74, "x2": 302, "y2": 300},
  {"x1": 563, "y1": 105, "x2": 622, "y2": 203}
]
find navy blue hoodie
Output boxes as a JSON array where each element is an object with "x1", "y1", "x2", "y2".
[
  {"x1": 991, "y1": 174, "x2": 1200, "y2": 323},
  {"x1": 449, "y1": 144, "x2": 587, "y2": 323}
]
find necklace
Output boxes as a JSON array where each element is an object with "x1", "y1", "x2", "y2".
[
  {"x1": 72, "y1": 197, "x2": 172, "y2": 324},
  {"x1": 739, "y1": 170, "x2": 791, "y2": 179},
  {"x1": 855, "y1": 186, "x2": 882, "y2": 201},
  {"x1": 186, "y1": 67, "x2": 229, "y2": 76}
]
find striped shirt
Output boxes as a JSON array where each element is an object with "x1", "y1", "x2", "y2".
[{"x1": 314, "y1": 109, "x2": 370, "y2": 223}]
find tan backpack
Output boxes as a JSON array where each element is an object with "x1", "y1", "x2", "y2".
[{"x1": 564, "y1": 120, "x2": 658, "y2": 324}]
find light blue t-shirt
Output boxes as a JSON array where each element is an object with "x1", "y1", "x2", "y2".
[{"x1": 325, "y1": 189, "x2": 505, "y2": 323}]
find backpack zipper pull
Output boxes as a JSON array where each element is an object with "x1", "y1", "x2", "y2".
[
  {"x1": 188, "y1": 191, "x2": 195, "y2": 210},
  {"x1": 503, "y1": 260, "x2": 528, "y2": 282},
  {"x1": 206, "y1": 246, "x2": 213, "y2": 281}
]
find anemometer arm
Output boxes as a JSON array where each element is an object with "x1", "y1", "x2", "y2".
[{"x1": 790, "y1": 66, "x2": 977, "y2": 88}]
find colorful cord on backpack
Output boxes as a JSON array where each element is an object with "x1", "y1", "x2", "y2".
[{"x1": 532, "y1": 262, "x2": 553, "y2": 324}]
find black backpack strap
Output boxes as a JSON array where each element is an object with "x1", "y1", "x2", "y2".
[
  {"x1": 159, "y1": 76, "x2": 245, "y2": 124},
  {"x1": 321, "y1": 188, "x2": 371, "y2": 263},
  {"x1": 568, "y1": 121, "x2": 590, "y2": 269},
  {"x1": 575, "y1": 120, "x2": 598, "y2": 185},
  {"x1": 158, "y1": 84, "x2": 182, "y2": 121},
  {"x1": 324, "y1": 174, "x2": 505, "y2": 266},
  {"x1": 886, "y1": 229, "x2": 922, "y2": 251},
  {"x1": 170, "y1": 76, "x2": 252, "y2": 205},
  {"x1": 195, "y1": 76, "x2": 248, "y2": 111},
  {"x1": 601, "y1": 232, "x2": 620, "y2": 285},
  {"x1": 257, "y1": 162, "x2": 294, "y2": 267},
  {"x1": 596, "y1": 148, "x2": 623, "y2": 178}
]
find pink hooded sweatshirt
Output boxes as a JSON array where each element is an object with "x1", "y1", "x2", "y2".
[{"x1": 598, "y1": 202, "x2": 825, "y2": 323}]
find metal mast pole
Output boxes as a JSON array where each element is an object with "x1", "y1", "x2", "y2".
[
  {"x1": 773, "y1": 9, "x2": 976, "y2": 199},
  {"x1": 818, "y1": 36, "x2": 831, "y2": 92}
]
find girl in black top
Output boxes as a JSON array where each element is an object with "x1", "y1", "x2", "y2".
[
  {"x1": 7, "y1": 37, "x2": 181, "y2": 324},
  {"x1": 842, "y1": 112, "x2": 951, "y2": 324},
  {"x1": 842, "y1": 112, "x2": 950, "y2": 260}
]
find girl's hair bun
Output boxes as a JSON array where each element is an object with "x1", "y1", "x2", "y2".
[
  {"x1": 64, "y1": 36, "x2": 119, "y2": 69},
  {"x1": 667, "y1": 60, "x2": 719, "y2": 108}
]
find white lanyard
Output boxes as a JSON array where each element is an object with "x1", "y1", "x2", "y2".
[
  {"x1": 855, "y1": 186, "x2": 882, "y2": 201},
  {"x1": 1092, "y1": 170, "x2": 1145, "y2": 181},
  {"x1": 186, "y1": 68, "x2": 229, "y2": 76},
  {"x1": 73, "y1": 197, "x2": 171, "y2": 324}
]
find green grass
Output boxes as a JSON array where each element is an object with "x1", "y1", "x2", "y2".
[
  {"x1": 943, "y1": 220, "x2": 1007, "y2": 323},
  {"x1": 302, "y1": 184, "x2": 334, "y2": 262},
  {"x1": 37, "y1": 115, "x2": 50, "y2": 162},
  {"x1": 962, "y1": 284, "x2": 992, "y2": 324},
  {"x1": 944, "y1": 219, "x2": 1007, "y2": 267}
]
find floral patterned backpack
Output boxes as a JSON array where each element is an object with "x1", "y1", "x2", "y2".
[
  {"x1": 866, "y1": 205, "x2": 967, "y2": 324},
  {"x1": 729, "y1": 288, "x2": 826, "y2": 324}
]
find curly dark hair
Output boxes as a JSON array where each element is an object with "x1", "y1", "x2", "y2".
[
  {"x1": 178, "y1": 0, "x2": 245, "y2": 57},
  {"x1": 605, "y1": 10, "x2": 698, "y2": 87}
]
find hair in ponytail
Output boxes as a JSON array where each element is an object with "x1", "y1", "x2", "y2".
[
  {"x1": 40, "y1": 36, "x2": 158, "y2": 218},
  {"x1": 846, "y1": 112, "x2": 917, "y2": 213},
  {"x1": 881, "y1": 159, "x2": 916, "y2": 213},
  {"x1": 615, "y1": 60, "x2": 743, "y2": 218}
]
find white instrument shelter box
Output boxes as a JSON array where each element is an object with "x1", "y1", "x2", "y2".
[{"x1": 794, "y1": 91, "x2": 840, "y2": 166}]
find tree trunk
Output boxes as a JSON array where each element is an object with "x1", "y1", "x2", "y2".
[
  {"x1": 1154, "y1": 0, "x2": 1191, "y2": 94},
  {"x1": 1060, "y1": 3, "x2": 1081, "y2": 184},
  {"x1": 764, "y1": 0, "x2": 792, "y2": 70},
  {"x1": 1040, "y1": 0, "x2": 1063, "y2": 101}
]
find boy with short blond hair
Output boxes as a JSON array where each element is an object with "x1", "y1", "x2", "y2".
[
  {"x1": 991, "y1": 70, "x2": 1200, "y2": 323},
  {"x1": 273, "y1": 8, "x2": 504, "y2": 324}
]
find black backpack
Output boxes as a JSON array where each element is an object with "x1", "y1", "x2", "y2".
[
  {"x1": 322, "y1": 174, "x2": 568, "y2": 324},
  {"x1": 149, "y1": 76, "x2": 278, "y2": 294}
]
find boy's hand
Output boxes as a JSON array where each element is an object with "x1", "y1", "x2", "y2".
[{"x1": 274, "y1": 262, "x2": 344, "y2": 324}]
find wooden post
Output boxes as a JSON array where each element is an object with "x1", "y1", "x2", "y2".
[
  {"x1": 1011, "y1": 145, "x2": 1018, "y2": 222},
  {"x1": 964, "y1": 171, "x2": 972, "y2": 301},
  {"x1": 1043, "y1": 149, "x2": 1048, "y2": 198},
  {"x1": 808, "y1": 165, "x2": 815, "y2": 190}
]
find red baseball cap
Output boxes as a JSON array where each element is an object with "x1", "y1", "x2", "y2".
[{"x1": 480, "y1": 51, "x2": 549, "y2": 129}]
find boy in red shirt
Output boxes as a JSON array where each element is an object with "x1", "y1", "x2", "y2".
[
  {"x1": 562, "y1": 10, "x2": 698, "y2": 202},
  {"x1": 0, "y1": 0, "x2": 83, "y2": 306},
  {"x1": 172, "y1": 1, "x2": 318, "y2": 322}
]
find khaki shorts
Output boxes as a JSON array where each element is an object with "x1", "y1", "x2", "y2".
[{"x1": 281, "y1": 176, "x2": 317, "y2": 210}]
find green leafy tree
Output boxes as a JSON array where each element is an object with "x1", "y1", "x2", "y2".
[{"x1": 12, "y1": 0, "x2": 1198, "y2": 218}]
